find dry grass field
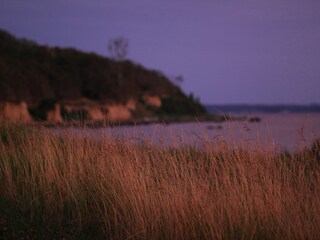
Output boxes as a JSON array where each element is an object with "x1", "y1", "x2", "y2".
[{"x1": 0, "y1": 123, "x2": 319, "y2": 239}]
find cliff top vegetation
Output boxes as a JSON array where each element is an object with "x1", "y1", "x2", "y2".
[{"x1": 0, "y1": 29, "x2": 205, "y2": 116}]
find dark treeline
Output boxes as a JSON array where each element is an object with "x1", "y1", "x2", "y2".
[
  {"x1": 0, "y1": 29, "x2": 205, "y2": 116},
  {"x1": 206, "y1": 104, "x2": 320, "y2": 114}
]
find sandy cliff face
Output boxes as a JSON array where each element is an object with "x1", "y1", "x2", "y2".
[
  {"x1": 46, "y1": 104, "x2": 63, "y2": 122},
  {"x1": 105, "y1": 104, "x2": 132, "y2": 121},
  {"x1": 61, "y1": 99, "x2": 135, "y2": 121},
  {"x1": 62, "y1": 102, "x2": 105, "y2": 121},
  {"x1": 85, "y1": 107, "x2": 105, "y2": 121},
  {"x1": 0, "y1": 102, "x2": 32, "y2": 122},
  {"x1": 0, "y1": 97, "x2": 162, "y2": 123},
  {"x1": 143, "y1": 95, "x2": 162, "y2": 108},
  {"x1": 126, "y1": 99, "x2": 136, "y2": 111}
]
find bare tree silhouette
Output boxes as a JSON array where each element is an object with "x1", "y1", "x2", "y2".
[{"x1": 108, "y1": 37, "x2": 128, "y2": 61}]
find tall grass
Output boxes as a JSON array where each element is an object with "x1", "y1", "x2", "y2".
[{"x1": 0, "y1": 123, "x2": 320, "y2": 239}]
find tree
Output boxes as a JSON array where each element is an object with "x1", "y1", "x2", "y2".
[{"x1": 108, "y1": 37, "x2": 128, "y2": 61}]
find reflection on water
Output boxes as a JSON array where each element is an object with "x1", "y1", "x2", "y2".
[{"x1": 52, "y1": 113, "x2": 320, "y2": 153}]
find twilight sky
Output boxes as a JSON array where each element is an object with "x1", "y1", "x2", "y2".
[{"x1": 1, "y1": 0, "x2": 320, "y2": 104}]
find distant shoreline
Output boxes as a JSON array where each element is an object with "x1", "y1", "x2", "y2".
[
  {"x1": 29, "y1": 114, "x2": 233, "y2": 128},
  {"x1": 205, "y1": 104, "x2": 320, "y2": 114}
]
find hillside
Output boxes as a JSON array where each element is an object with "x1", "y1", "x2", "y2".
[{"x1": 0, "y1": 29, "x2": 206, "y2": 122}]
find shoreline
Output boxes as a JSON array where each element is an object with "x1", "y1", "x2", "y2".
[{"x1": 26, "y1": 114, "x2": 238, "y2": 128}]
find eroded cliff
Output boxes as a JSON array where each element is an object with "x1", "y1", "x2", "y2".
[{"x1": 0, "y1": 29, "x2": 206, "y2": 123}]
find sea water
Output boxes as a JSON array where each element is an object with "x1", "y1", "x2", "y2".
[{"x1": 52, "y1": 113, "x2": 320, "y2": 153}]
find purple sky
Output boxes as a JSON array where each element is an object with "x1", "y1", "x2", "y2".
[{"x1": 1, "y1": 0, "x2": 320, "y2": 104}]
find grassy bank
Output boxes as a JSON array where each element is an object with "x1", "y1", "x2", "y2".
[{"x1": 0, "y1": 123, "x2": 319, "y2": 239}]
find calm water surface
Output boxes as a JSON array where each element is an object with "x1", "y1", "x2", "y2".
[{"x1": 53, "y1": 113, "x2": 320, "y2": 153}]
